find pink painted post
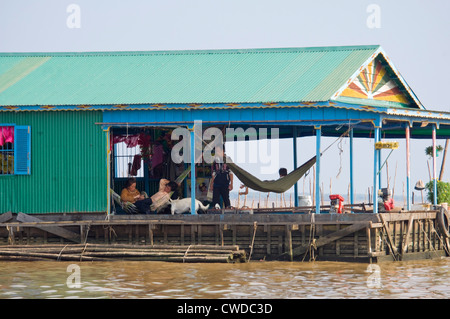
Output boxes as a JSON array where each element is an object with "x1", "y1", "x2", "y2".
[
  {"x1": 432, "y1": 125, "x2": 437, "y2": 205},
  {"x1": 406, "y1": 126, "x2": 411, "y2": 210}
]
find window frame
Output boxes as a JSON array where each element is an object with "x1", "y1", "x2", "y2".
[{"x1": 0, "y1": 124, "x2": 31, "y2": 176}]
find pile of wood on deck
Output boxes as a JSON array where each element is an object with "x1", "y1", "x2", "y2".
[{"x1": 0, "y1": 244, "x2": 247, "y2": 263}]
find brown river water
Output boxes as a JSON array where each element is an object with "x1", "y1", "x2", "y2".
[{"x1": 0, "y1": 259, "x2": 449, "y2": 299}]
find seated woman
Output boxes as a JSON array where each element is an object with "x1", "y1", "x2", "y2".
[{"x1": 121, "y1": 177, "x2": 178, "y2": 214}]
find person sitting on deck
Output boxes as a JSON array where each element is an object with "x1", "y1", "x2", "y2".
[
  {"x1": 121, "y1": 177, "x2": 178, "y2": 214},
  {"x1": 377, "y1": 188, "x2": 395, "y2": 212}
]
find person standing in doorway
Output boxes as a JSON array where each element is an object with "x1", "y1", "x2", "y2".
[{"x1": 210, "y1": 157, "x2": 233, "y2": 209}]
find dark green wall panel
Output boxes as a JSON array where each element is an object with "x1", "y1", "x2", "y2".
[{"x1": 0, "y1": 111, "x2": 106, "y2": 214}]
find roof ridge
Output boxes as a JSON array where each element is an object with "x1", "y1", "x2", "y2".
[{"x1": 0, "y1": 45, "x2": 381, "y2": 57}]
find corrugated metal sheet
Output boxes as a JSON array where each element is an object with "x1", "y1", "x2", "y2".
[
  {"x1": 0, "y1": 111, "x2": 106, "y2": 214},
  {"x1": 0, "y1": 46, "x2": 380, "y2": 106}
]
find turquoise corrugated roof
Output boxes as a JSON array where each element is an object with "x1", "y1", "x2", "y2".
[{"x1": 0, "y1": 45, "x2": 380, "y2": 106}]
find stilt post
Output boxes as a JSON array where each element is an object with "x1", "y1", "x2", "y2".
[{"x1": 315, "y1": 126, "x2": 321, "y2": 214}]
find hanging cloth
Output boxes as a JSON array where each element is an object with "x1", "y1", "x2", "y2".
[
  {"x1": 112, "y1": 135, "x2": 140, "y2": 148},
  {"x1": 151, "y1": 144, "x2": 164, "y2": 168},
  {"x1": 130, "y1": 154, "x2": 142, "y2": 176},
  {"x1": 3, "y1": 127, "x2": 14, "y2": 144},
  {"x1": 224, "y1": 155, "x2": 317, "y2": 193},
  {"x1": 0, "y1": 126, "x2": 14, "y2": 146}
]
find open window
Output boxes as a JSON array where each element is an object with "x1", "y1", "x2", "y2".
[{"x1": 0, "y1": 125, "x2": 31, "y2": 176}]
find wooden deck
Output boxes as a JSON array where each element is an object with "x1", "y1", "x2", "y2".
[{"x1": 0, "y1": 209, "x2": 448, "y2": 263}]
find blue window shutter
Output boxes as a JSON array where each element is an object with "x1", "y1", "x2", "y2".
[{"x1": 14, "y1": 126, "x2": 31, "y2": 175}]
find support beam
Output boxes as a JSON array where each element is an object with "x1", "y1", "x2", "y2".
[
  {"x1": 189, "y1": 124, "x2": 197, "y2": 215},
  {"x1": 378, "y1": 129, "x2": 382, "y2": 188},
  {"x1": 315, "y1": 126, "x2": 321, "y2": 214},
  {"x1": 105, "y1": 126, "x2": 111, "y2": 217},
  {"x1": 373, "y1": 122, "x2": 381, "y2": 213},
  {"x1": 16, "y1": 213, "x2": 81, "y2": 243},
  {"x1": 349, "y1": 128, "x2": 354, "y2": 209},
  {"x1": 293, "y1": 126, "x2": 299, "y2": 207},
  {"x1": 433, "y1": 124, "x2": 438, "y2": 206},
  {"x1": 405, "y1": 125, "x2": 411, "y2": 210},
  {"x1": 439, "y1": 139, "x2": 449, "y2": 181},
  {"x1": 281, "y1": 222, "x2": 369, "y2": 258}
]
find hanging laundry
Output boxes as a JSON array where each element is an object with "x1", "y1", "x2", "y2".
[
  {"x1": 130, "y1": 154, "x2": 142, "y2": 176},
  {"x1": 138, "y1": 132, "x2": 152, "y2": 164},
  {"x1": 0, "y1": 126, "x2": 14, "y2": 146},
  {"x1": 151, "y1": 144, "x2": 164, "y2": 168},
  {"x1": 112, "y1": 135, "x2": 140, "y2": 148},
  {"x1": 4, "y1": 126, "x2": 14, "y2": 144},
  {"x1": 0, "y1": 127, "x2": 4, "y2": 146}
]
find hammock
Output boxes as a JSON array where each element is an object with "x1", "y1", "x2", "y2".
[
  {"x1": 110, "y1": 166, "x2": 192, "y2": 214},
  {"x1": 174, "y1": 165, "x2": 192, "y2": 184},
  {"x1": 220, "y1": 125, "x2": 350, "y2": 193},
  {"x1": 110, "y1": 189, "x2": 139, "y2": 214},
  {"x1": 225, "y1": 155, "x2": 317, "y2": 193}
]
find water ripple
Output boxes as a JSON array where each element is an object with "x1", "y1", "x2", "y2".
[{"x1": 0, "y1": 259, "x2": 448, "y2": 299}]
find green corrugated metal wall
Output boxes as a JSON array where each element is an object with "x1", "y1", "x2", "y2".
[{"x1": 0, "y1": 111, "x2": 106, "y2": 214}]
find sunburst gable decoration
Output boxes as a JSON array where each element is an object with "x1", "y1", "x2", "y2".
[{"x1": 340, "y1": 58, "x2": 411, "y2": 105}]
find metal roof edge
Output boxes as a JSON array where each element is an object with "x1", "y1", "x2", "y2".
[
  {"x1": 2, "y1": 101, "x2": 449, "y2": 121},
  {"x1": 0, "y1": 45, "x2": 382, "y2": 58}
]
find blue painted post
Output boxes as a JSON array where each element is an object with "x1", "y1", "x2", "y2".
[
  {"x1": 373, "y1": 124, "x2": 380, "y2": 213},
  {"x1": 189, "y1": 124, "x2": 196, "y2": 214},
  {"x1": 315, "y1": 126, "x2": 321, "y2": 214},
  {"x1": 143, "y1": 161, "x2": 150, "y2": 197},
  {"x1": 378, "y1": 129, "x2": 382, "y2": 188},
  {"x1": 406, "y1": 125, "x2": 411, "y2": 210},
  {"x1": 433, "y1": 124, "x2": 438, "y2": 206},
  {"x1": 183, "y1": 163, "x2": 188, "y2": 198},
  {"x1": 293, "y1": 126, "x2": 299, "y2": 207},
  {"x1": 349, "y1": 128, "x2": 354, "y2": 211},
  {"x1": 105, "y1": 127, "x2": 111, "y2": 216}
]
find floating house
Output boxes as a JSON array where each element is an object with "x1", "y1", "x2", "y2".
[{"x1": 0, "y1": 45, "x2": 449, "y2": 262}]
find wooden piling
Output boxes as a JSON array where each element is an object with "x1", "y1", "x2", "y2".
[{"x1": 0, "y1": 211, "x2": 448, "y2": 263}]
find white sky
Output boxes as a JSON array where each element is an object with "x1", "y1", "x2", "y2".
[{"x1": 1, "y1": 0, "x2": 449, "y2": 200}]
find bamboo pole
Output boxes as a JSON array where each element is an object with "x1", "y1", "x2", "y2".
[
  {"x1": 392, "y1": 162, "x2": 398, "y2": 198},
  {"x1": 427, "y1": 160, "x2": 432, "y2": 181},
  {"x1": 439, "y1": 139, "x2": 449, "y2": 181},
  {"x1": 0, "y1": 244, "x2": 245, "y2": 263},
  {"x1": 312, "y1": 167, "x2": 315, "y2": 206},
  {"x1": 258, "y1": 193, "x2": 261, "y2": 209},
  {"x1": 321, "y1": 182, "x2": 324, "y2": 206},
  {"x1": 386, "y1": 160, "x2": 390, "y2": 189}
]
